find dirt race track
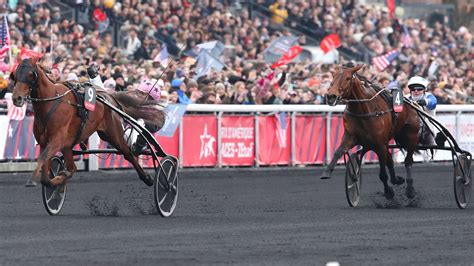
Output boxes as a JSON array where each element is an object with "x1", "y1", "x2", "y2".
[{"x1": 1, "y1": 163, "x2": 474, "y2": 265}]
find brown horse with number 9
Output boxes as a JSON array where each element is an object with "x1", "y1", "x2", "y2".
[{"x1": 11, "y1": 58, "x2": 165, "y2": 188}]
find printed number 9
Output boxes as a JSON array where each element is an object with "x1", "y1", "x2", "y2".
[{"x1": 88, "y1": 88, "x2": 94, "y2": 101}]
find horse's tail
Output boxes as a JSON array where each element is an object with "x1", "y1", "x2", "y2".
[{"x1": 110, "y1": 91, "x2": 166, "y2": 130}]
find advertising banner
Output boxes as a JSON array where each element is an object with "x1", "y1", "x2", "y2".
[
  {"x1": 294, "y1": 115, "x2": 326, "y2": 164},
  {"x1": 258, "y1": 115, "x2": 291, "y2": 165},
  {"x1": 221, "y1": 116, "x2": 254, "y2": 166},
  {"x1": 458, "y1": 114, "x2": 474, "y2": 153},
  {"x1": 182, "y1": 115, "x2": 217, "y2": 167}
]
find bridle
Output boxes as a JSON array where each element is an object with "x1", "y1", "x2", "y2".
[
  {"x1": 13, "y1": 60, "x2": 72, "y2": 103},
  {"x1": 14, "y1": 61, "x2": 39, "y2": 97},
  {"x1": 335, "y1": 70, "x2": 385, "y2": 104},
  {"x1": 333, "y1": 69, "x2": 393, "y2": 118}
]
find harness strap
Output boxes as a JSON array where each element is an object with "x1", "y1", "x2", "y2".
[
  {"x1": 42, "y1": 98, "x2": 63, "y2": 127},
  {"x1": 64, "y1": 82, "x2": 89, "y2": 147},
  {"x1": 345, "y1": 108, "x2": 393, "y2": 118}
]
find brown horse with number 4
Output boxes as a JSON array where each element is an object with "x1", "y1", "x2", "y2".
[{"x1": 320, "y1": 64, "x2": 420, "y2": 199}]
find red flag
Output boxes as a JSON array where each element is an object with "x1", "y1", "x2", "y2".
[
  {"x1": 320, "y1": 34, "x2": 341, "y2": 54},
  {"x1": 93, "y1": 8, "x2": 107, "y2": 22},
  {"x1": 270, "y1": 45, "x2": 302, "y2": 69},
  {"x1": 19, "y1": 47, "x2": 43, "y2": 60},
  {"x1": 387, "y1": 0, "x2": 395, "y2": 19}
]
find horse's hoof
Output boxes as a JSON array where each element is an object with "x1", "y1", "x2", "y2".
[
  {"x1": 25, "y1": 179, "x2": 38, "y2": 187},
  {"x1": 391, "y1": 175, "x2": 405, "y2": 186},
  {"x1": 141, "y1": 174, "x2": 154, "y2": 187},
  {"x1": 57, "y1": 184, "x2": 66, "y2": 193},
  {"x1": 384, "y1": 187, "x2": 394, "y2": 199},
  {"x1": 406, "y1": 186, "x2": 416, "y2": 199},
  {"x1": 319, "y1": 170, "x2": 331, "y2": 180}
]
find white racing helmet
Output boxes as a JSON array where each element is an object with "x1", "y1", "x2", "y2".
[{"x1": 407, "y1": 76, "x2": 429, "y2": 90}]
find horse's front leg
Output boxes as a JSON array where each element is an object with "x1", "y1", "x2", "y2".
[
  {"x1": 320, "y1": 134, "x2": 356, "y2": 179},
  {"x1": 25, "y1": 144, "x2": 45, "y2": 187},
  {"x1": 37, "y1": 135, "x2": 65, "y2": 186},
  {"x1": 50, "y1": 149, "x2": 76, "y2": 187}
]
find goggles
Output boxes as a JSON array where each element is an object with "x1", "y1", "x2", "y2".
[{"x1": 409, "y1": 86, "x2": 425, "y2": 91}]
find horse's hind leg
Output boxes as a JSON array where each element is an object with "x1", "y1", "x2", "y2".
[
  {"x1": 387, "y1": 150, "x2": 405, "y2": 185},
  {"x1": 376, "y1": 146, "x2": 394, "y2": 199},
  {"x1": 405, "y1": 149, "x2": 416, "y2": 198},
  {"x1": 100, "y1": 131, "x2": 154, "y2": 187}
]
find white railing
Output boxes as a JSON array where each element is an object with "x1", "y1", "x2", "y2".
[{"x1": 1, "y1": 104, "x2": 473, "y2": 172}]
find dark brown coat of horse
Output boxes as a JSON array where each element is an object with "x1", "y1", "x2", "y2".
[
  {"x1": 320, "y1": 64, "x2": 420, "y2": 199},
  {"x1": 11, "y1": 58, "x2": 166, "y2": 188}
]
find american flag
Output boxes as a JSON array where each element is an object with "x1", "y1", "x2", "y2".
[
  {"x1": 153, "y1": 43, "x2": 169, "y2": 66},
  {"x1": 274, "y1": 112, "x2": 288, "y2": 148},
  {"x1": 401, "y1": 25, "x2": 413, "y2": 48},
  {"x1": 372, "y1": 49, "x2": 399, "y2": 72},
  {"x1": 4, "y1": 94, "x2": 26, "y2": 121},
  {"x1": 0, "y1": 16, "x2": 10, "y2": 62}
]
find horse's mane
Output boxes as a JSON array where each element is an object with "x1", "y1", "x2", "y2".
[
  {"x1": 355, "y1": 73, "x2": 392, "y2": 99},
  {"x1": 37, "y1": 64, "x2": 60, "y2": 84}
]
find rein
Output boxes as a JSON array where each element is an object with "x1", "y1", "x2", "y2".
[
  {"x1": 29, "y1": 89, "x2": 73, "y2": 103},
  {"x1": 341, "y1": 72, "x2": 392, "y2": 117},
  {"x1": 341, "y1": 88, "x2": 386, "y2": 104}
]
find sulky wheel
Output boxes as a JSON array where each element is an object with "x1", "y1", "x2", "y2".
[
  {"x1": 345, "y1": 153, "x2": 362, "y2": 207},
  {"x1": 454, "y1": 154, "x2": 472, "y2": 209},
  {"x1": 42, "y1": 156, "x2": 67, "y2": 215},
  {"x1": 154, "y1": 156, "x2": 178, "y2": 217}
]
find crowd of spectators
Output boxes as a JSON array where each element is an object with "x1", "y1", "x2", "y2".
[{"x1": 2, "y1": 0, "x2": 473, "y2": 106}]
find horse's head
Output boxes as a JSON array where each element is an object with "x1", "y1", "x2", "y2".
[
  {"x1": 11, "y1": 58, "x2": 40, "y2": 107},
  {"x1": 326, "y1": 64, "x2": 364, "y2": 106}
]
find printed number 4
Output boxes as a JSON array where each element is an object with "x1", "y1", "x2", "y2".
[{"x1": 395, "y1": 92, "x2": 401, "y2": 105}]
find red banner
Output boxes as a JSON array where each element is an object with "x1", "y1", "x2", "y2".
[
  {"x1": 294, "y1": 115, "x2": 326, "y2": 164},
  {"x1": 182, "y1": 115, "x2": 217, "y2": 167},
  {"x1": 221, "y1": 116, "x2": 255, "y2": 166},
  {"x1": 320, "y1": 34, "x2": 341, "y2": 54},
  {"x1": 258, "y1": 115, "x2": 290, "y2": 165},
  {"x1": 156, "y1": 131, "x2": 179, "y2": 158},
  {"x1": 270, "y1": 45, "x2": 302, "y2": 69}
]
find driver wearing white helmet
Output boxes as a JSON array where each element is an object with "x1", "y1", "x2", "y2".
[
  {"x1": 407, "y1": 76, "x2": 437, "y2": 115},
  {"x1": 407, "y1": 76, "x2": 438, "y2": 146}
]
